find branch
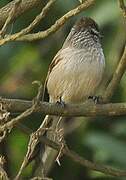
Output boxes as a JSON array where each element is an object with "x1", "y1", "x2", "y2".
[
  {"x1": 0, "y1": 156, "x2": 9, "y2": 180},
  {"x1": 40, "y1": 136, "x2": 126, "y2": 177},
  {"x1": 0, "y1": 104, "x2": 35, "y2": 139},
  {"x1": 119, "y1": 0, "x2": 126, "y2": 17},
  {"x1": 103, "y1": 45, "x2": 126, "y2": 102},
  {"x1": 1, "y1": 97, "x2": 126, "y2": 142},
  {"x1": 14, "y1": 125, "x2": 126, "y2": 179},
  {"x1": 1, "y1": 98, "x2": 126, "y2": 117},
  {"x1": 0, "y1": 0, "x2": 95, "y2": 46},
  {"x1": 0, "y1": 0, "x2": 56, "y2": 43},
  {"x1": 103, "y1": 2, "x2": 126, "y2": 102},
  {"x1": 17, "y1": 0, "x2": 95, "y2": 41},
  {"x1": 16, "y1": 130, "x2": 126, "y2": 178},
  {"x1": 0, "y1": 0, "x2": 42, "y2": 29},
  {"x1": 0, "y1": 0, "x2": 22, "y2": 37}
]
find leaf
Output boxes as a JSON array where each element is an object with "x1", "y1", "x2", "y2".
[{"x1": 84, "y1": 131, "x2": 126, "y2": 167}]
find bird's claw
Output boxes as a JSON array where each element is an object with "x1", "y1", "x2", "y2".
[
  {"x1": 56, "y1": 97, "x2": 65, "y2": 107},
  {"x1": 88, "y1": 95, "x2": 101, "y2": 104}
]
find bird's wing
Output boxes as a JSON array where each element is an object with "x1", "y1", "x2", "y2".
[{"x1": 42, "y1": 50, "x2": 62, "y2": 101}]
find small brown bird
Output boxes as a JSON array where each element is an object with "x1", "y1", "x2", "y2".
[{"x1": 41, "y1": 17, "x2": 105, "y2": 174}]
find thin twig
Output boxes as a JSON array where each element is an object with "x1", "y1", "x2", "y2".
[
  {"x1": 0, "y1": 0, "x2": 56, "y2": 45},
  {"x1": 0, "y1": 0, "x2": 22, "y2": 37},
  {"x1": 0, "y1": 0, "x2": 42, "y2": 29},
  {"x1": 15, "y1": 115, "x2": 53, "y2": 180},
  {"x1": 103, "y1": 45, "x2": 126, "y2": 102},
  {"x1": 0, "y1": 156, "x2": 9, "y2": 180},
  {"x1": 119, "y1": 0, "x2": 126, "y2": 17},
  {"x1": 0, "y1": 0, "x2": 95, "y2": 46},
  {"x1": 103, "y1": 1, "x2": 126, "y2": 101},
  {"x1": 0, "y1": 74, "x2": 48, "y2": 141},
  {"x1": 16, "y1": 0, "x2": 95, "y2": 42},
  {"x1": 0, "y1": 106, "x2": 35, "y2": 142},
  {"x1": 15, "y1": 128, "x2": 126, "y2": 178}
]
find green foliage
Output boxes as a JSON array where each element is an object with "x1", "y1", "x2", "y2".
[{"x1": 85, "y1": 131, "x2": 126, "y2": 167}]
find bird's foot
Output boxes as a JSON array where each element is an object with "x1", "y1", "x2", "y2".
[
  {"x1": 56, "y1": 97, "x2": 65, "y2": 107},
  {"x1": 88, "y1": 95, "x2": 102, "y2": 104}
]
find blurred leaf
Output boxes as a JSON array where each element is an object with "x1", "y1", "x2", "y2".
[
  {"x1": 57, "y1": 0, "x2": 77, "y2": 11},
  {"x1": 112, "y1": 121, "x2": 126, "y2": 137},
  {"x1": 91, "y1": 0, "x2": 120, "y2": 26},
  {"x1": 1, "y1": 45, "x2": 42, "y2": 97},
  {"x1": 84, "y1": 131, "x2": 126, "y2": 167},
  {"x1": 0, "y1": 0, "x2": 10, "y2": 7},
  {"x1": 8, "y1": 129, "x2": 29, "y2": 174}
]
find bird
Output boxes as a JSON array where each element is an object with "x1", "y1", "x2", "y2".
[{"x1": 39, "y1": 16, "x2": 105, "y2": 175}]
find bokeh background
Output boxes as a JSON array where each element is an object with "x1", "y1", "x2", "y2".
[{"x1": 0, "y1": 0, "x2": 126, "y2": 179}]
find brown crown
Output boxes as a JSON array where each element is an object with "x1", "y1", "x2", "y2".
[{"x1": 74, "y1": 17, "x2": 99, "y2": 32}]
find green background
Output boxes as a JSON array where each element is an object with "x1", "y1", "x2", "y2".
[{"x1": 0, "y1": 0, "x2": 126, "y2": 179}]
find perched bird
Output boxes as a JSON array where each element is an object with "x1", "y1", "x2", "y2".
[{"x1": 40, "y1": 16, "x2": 105, "y2": 175}]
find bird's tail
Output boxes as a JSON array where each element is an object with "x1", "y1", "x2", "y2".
[{"x1": 40, "y1": 115, "x2": 64, "y2": 175}]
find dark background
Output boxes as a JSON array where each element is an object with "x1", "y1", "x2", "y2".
[{"x1": 0, "y1": 0, "x2": 126, "y2": 179}]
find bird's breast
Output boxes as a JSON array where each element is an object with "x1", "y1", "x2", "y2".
[{"x1": 47, "y1": 47, "x2": 105, "y2": 103}]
